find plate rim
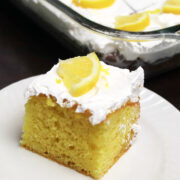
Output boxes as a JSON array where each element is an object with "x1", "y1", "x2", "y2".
[{"x1": 0, "y1": 76, "x2": 180, "y2": 180}]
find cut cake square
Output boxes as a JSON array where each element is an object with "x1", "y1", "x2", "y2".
[{"x1": 21, "y1": 53, "x2": 144, "y2": 179}]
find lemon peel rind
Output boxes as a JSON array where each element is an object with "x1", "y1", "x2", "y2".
[
  {"x1": 70, "y1": 53, "x2": 101, "y2": 97},
  {"x1": 72, "y1": 0, "x2": 116, "y2": 9},
  {"x1": 57, "y1": 52, "x2": 101, "y2": 97},
  {"x1": 115, "y1": 12, "x2": 150, "y2": 32}
]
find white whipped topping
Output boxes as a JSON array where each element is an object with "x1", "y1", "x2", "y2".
[
  {"x1": 25, "y1": 61, "x2": 144, "y2": 125},
  {"x1": 59, "y1": 0, "x2": 180, "y2": 31},
  {"x1": 21, "y1": 0, "x2": 180, "y2": 62}
]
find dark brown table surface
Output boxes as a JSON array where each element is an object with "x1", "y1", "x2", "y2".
[{"x1": 0, "y1": 1, "x2": 180, "y2": 110}]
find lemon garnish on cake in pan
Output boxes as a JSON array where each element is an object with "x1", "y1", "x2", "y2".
[
  {"x1": 148, "y1": 8, "x2": 161, "y2": 14},
  {"x1": 57, "y1": 52, "x2": 101, "y2": 97},
  {"x1": 163, "y1": 0, "x2": 180, "y2": 14},
  {"x1": 115, "y1": 12, "x2": 150, "y2": 32},
  {"x1": 73, "y1": 0, "x2": 116, "y2": 9}
]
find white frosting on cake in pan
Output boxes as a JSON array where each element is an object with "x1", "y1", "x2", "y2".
[
  {"x1": 59, "y1": 0, "x2": 180, "y2": 31},
  {"x1": 25, "y1": 61, "x2": 144, "y2": 125},
  {"x1": 21, "y1": 0, "x2": 180, "y2": 63}
]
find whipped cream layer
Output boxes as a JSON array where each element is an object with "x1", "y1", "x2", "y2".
[
  {"x1": 60, "y1": 0, "x2": 180, "y2": 31},
  {"x1": 21, "y1": 0, "x2": 180, "y2": 63},
  {"x1": 25, "y1": 61, "x2": 144, "y2": 125}
]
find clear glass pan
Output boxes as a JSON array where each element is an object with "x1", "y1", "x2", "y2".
[{"x1": 11, "y1": 0, "x2": 180, "y2": 77}]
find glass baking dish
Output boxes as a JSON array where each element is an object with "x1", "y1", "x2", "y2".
[{"x1": 11, "y1": 0, "x2": 180, "y2": 78}]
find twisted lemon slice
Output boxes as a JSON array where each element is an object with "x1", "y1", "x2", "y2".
[
  {"x1": 115, "y1": 12, "x2": 150, "y2": 32},
  {"x1": 57, "y1": 52, "x2": 101, "y2": 97},
  {"x1": 163, "y1": 0, "x2": 180, "y2": 14},
  {"x1": 73, "y1": 0, "x2": 115, "y2": 9}
]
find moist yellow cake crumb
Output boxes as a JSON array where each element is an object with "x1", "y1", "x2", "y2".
[{"x1": 21, "y1": 94, "x2": 140, "y2": 179}]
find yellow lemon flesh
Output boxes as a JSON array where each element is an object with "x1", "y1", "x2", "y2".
[
  {"x1": 115, "y1": 12, "x2": 150, "y2": 32},
  {"x1": 57, "y1": 52, "x2": 101, "y2": 97},
  {"x1": 73, "y1": 0, "x2": 115, "y2": 9},
  {"x1": 148, "y1": 8, "x2": 161, "y2": 14},
  {"x1": 163, "y1": 0, "x2": 180, "y2": 14}
]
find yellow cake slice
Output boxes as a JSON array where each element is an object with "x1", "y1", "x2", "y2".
[{"x1": 21, "y1": 53, "x2": 144, "y2": 179}]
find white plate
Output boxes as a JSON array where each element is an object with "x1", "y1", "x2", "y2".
[{"x1": 0, "y1": 77, "x2": 180, "y2": 180}]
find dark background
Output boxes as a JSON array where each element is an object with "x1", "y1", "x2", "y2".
[{"x1": 0, "y1": 1, "x2": 180, "y2": 110}]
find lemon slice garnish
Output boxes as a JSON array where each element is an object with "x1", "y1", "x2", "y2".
[
  {"x1": 57, "y1": 52, "x2": 101, "y2": 97},
  {"x1": 72, "y1": 0, "x2": 115, "y2": 9},
  {"x1": 115, "y1": 12, "x2": 150, "y2": 32},
  {"x1": 163, "y1": 0, "x2": 180, "y2": 14},
  {"x1": 148, "y1": 8, "x2": 161, "y2": 14}
]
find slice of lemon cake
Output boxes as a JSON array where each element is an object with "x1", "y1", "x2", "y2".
[{"x1": 21, "y1": 52, "x2": 144, "y2": 179}]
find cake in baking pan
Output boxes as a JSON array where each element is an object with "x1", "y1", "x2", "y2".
[{"x1": 60, "y1": 0, "x2": 180, "y2": 31}]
